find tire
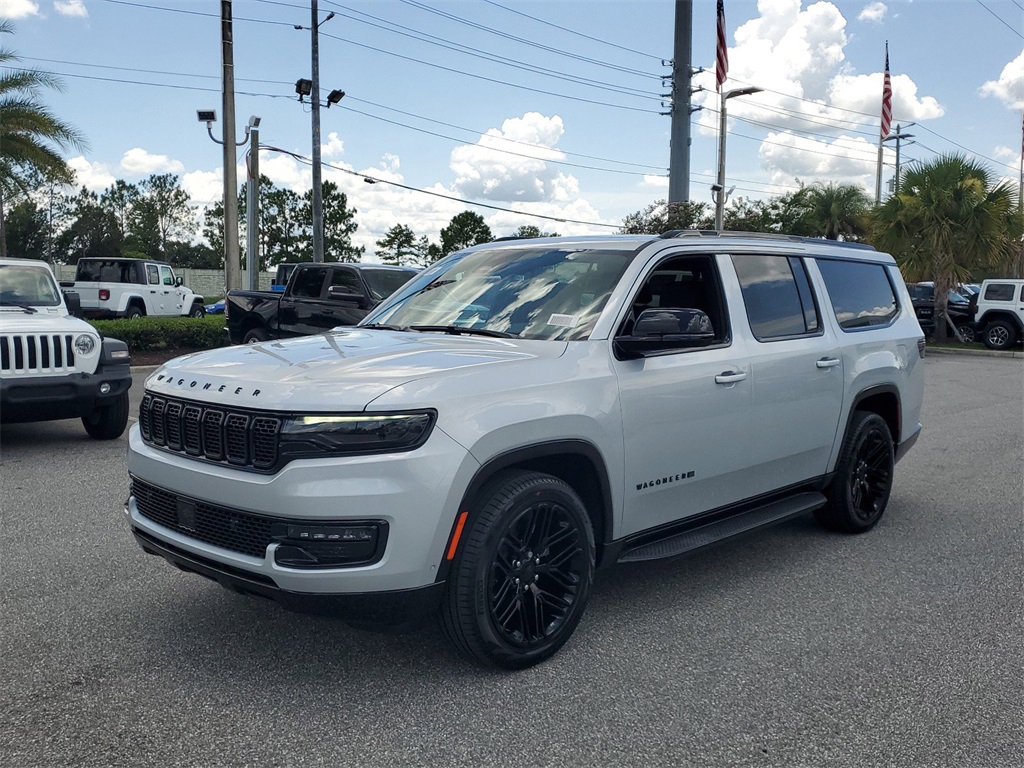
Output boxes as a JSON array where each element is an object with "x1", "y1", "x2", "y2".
[
  {"x1": 815, "y1": 411, "x2": 894, "y2": 534},
  {"x1": 439, "y1": 470, "x2": 595, "y2": 669},
  {"x1": 189, "y1": 304, "x2": 206, "y2": 318},
  {"x1": 125, "y1": 306, "x2": 144, "y2": 320},
  {"x1": 242, "y1": 327, "x2": 268, "y2": 344},
  {"x1": 81, "y1": 391, "x2": 129, "y2": 440},
  {"x1": 982, "y1": 319, "x2": 1017, "y2": 351},
  {"x1": 955, "y1": 324, "x2": 976, "y2": 344}
]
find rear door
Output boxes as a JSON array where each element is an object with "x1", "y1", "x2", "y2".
[{"x1": 726, "y1": 253, "x2": 844, "y2": 490}]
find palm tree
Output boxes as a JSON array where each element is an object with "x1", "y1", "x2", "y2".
[
  {"x1": 872, "y1": 153, "x2": 1023, "y2": 341},
  {"x1": 795, "y1": 182, "x2": 871, "y2": 241},
  {"x1": 0, "y1": 21, "x2": 87, "y2": 259}
]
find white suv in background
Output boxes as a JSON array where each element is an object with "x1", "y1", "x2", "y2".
[
  {"x1": 974, "y1": 278, "x2": 1024, "y2": 350},
  {"x1": 1, "y1": 258, "x2": 133, "y2": 438},
  {"x1": 71, "y1": 257, "x2": 206, "y2": 319},
  {"x1": 124, "y1": 232, "x2": 925, "y2": 668}
]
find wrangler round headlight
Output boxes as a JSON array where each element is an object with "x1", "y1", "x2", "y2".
[
  {"x1": 74, "y1": 334, "x2": 97, "y2": 355},
  {"x1": 279, "y1": 411, "x2": 436, "y2": 459}
]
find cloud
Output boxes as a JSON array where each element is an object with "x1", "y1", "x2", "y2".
[
  {"x1": 758, "y1": 131, "x2": 886, "y2": 190},
  {"x1": 67, "y1": 156, "x2": 115, "y2": 191},
  {"x1": 182, "y1": 169, "x2": 223, "y2": 206},
  {"x1": 980, "y1": 50, "x2": 1024, "y2": 110},
  {"x1": 4, "y1": 0, "x2": 40, "y2": 18},
  {"x1": 858, "y1": 2, "x2": 887, "y2": 23},
  {"x1": 450, "y1": 112, "x2": 578, "y2": 203},
  {"x1": 321, "y1": 132, "x2": 345, "y2": 160},
  {"x1": 54, "y1": 0, "x2": 88, "y2": 17},
  {"x1": 120, "y1": 148, "x2": 185, "y2": 175}
]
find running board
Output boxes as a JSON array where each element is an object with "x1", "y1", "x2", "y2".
[{"x1": 617, "y1": 492, "x2": 826, "y2": 563}]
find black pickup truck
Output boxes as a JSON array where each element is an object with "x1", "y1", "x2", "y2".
[{"x1": 225, "y1": 262, "x2": 418, "y2": 344}]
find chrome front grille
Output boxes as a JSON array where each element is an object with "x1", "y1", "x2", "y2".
[
  {"x1": 140, "y1": 394, "x2": 281, "y2": 472},
  {"x1": 0, "y1": 334, "x2": 77, "y2": 375}
]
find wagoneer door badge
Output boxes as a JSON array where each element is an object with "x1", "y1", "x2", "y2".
[{"x1": 636, "y1": 471, "x2": 695, "y2": 492}]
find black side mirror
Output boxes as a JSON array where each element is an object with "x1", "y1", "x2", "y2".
[
  {"x1": 615, "y1": 308, "x2": 715, "y2": 358},
  {"x1": 175, "y1": 276, "x2": 184, "y2": 287},
  {"x1": 62, "y1": 290, "x2": 83, "y2": 318}
]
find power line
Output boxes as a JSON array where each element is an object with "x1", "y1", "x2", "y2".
[
  {"x1": 480, "y1": 0, "x2": 664, "y2": 63},
  {"x1": 394, "y1": 0, "x2": 662, "y2": 79},
  {"x1": 974, "y1": 0, "x2": 1024, "y2": 39}
]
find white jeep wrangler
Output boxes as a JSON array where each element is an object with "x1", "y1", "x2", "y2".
[
  {"x1": 125, "y1": 232, "x2": 925, "y2": 668},
  {"x1": 71, "y1": 257, "x2": 205, "y2": 319},
  {"x1": 974, "y1": 278, "x2": 1024, "y2": 350},
  {"x1": 1, "y1": 258, "x2": 133, "y2": 438}
]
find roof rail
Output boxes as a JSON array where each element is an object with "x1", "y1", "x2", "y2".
[{"x1": 658, "y1": 229, "x2": 877, "y2": 251}]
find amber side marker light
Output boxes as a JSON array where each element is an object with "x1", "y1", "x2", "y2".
[{"x1": 446, "y1": 511, "x2": 469, "y2": 560}]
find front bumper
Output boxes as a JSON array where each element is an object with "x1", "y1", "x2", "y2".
[
  {"x1": 126, "y1": 424, "x2": 479, "y2": 599},
  {"x1": 0, "y1": 353, "x2": 131, "y2": 423}
]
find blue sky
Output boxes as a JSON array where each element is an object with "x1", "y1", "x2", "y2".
[{"x1": 5, "y1": 0, "x2": 1024, "y2": 253}]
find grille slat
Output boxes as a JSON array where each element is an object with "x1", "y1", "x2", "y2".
[
  {"x1": 140, "y1": 395, "x2": 280, "y2": 472},
  {"x1": 0, "y1": 333, "x2": 78, "y2": 374}
]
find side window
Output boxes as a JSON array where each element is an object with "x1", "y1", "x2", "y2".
[
  {"x1": 983, "y1": 283, "x2": 1015, "y2": 302},
  {"x1": 620, "y1": 254, "x2": 729, "y2": 345},
  {"x1": 731, "y1": 254, "x2": 820, "y2": 340},
  {"x1": 330, "y1": 269, "x2": 363, "y2": 294},
  {"x1": 290, "y1": 268, "x2": 327, "y2": 299},
  {"x1": 146, "y1": 264, "x2": 160, "y2": 285},
  {"x1": 816, "y1": 259, "x2": 899, "y2": 330},
  {"x1": 159, "y1": 266, "x2": 174, "y2": 286}
]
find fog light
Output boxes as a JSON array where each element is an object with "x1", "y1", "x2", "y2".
[
  {"x1": 271, "y1": 522, "x2": 382, "y2": 569},
  {"x1": 99, "y1": 383, "x2": 111, "y2": 394}
]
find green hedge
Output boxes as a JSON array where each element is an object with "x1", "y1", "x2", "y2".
[{"x1": 88, "y1": 314, "x2": 229, "y2": 352}]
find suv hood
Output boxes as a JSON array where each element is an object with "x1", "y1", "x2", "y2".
[
  {"x1": 146, "y1": 328, "x2": 567, "y2": 411},
  {"x1": 0, "y1": 308, "x2": 92, "y2": 335}
]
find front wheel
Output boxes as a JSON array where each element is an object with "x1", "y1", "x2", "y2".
[
  {"x1": 440, "y1": 470, "x2": 595, "y2": 669},
  {"x1": 955, "y1": 323, "x2": 976, "y2": 344},
  {"x1": 983, "y1": 319, "x2": 1017, "y2": 351},
  {"x1": 189, "y1": 304, "x2": 206, "y2": 318},
  {"x1": 82, "y1": 391, "x2": 129, "y2": 440},
  {"x1": 815, "y1": 411, "x2": 894, "y2": 533},
  {"x1": 242, "y1": 327, "x2": 268, "y2": 344}
]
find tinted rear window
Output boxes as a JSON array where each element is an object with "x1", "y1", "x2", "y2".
[
  {"x1": 76, "y1": 260, "x2": 144, "y2": 284},
  {"x1": 984, "y1": 283, "x2": 1018, "y2": 302},
  {"x1": 816, "y1": 259, "x2": 899, "y2": 330}
]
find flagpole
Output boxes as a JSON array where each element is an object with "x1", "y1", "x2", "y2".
[
  {"x1": 875, "y1": 139, "x2": 884, "y2": 205},
  {"x1": 876, "y1": 41, "x2": 892, "y2": 205}
]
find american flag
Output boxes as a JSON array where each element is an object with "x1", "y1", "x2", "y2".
[
  {"x1": 880, "y1": 42, "x2": 892, "y2": 139},
  {"x1": 716, "y1": 0, "x2": 728, "y2": 92}
]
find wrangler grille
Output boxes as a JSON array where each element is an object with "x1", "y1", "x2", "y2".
[
  {"x1": 0, "y1": 334, "x2": 77, "y2": 374},
  {"x1": 131, "y1": 477, "x2": 274, "y2": 558},
  {"x1": 140, "y1": 394, "x2": 281, "y2": 471}
]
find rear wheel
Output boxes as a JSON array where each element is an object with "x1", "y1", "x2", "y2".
[
  {"x1": 815, "y1": 411, "x2": 894, "y2": 533},
  {"x1": 440, "y1": 470, "x2": 594, "y2": 669},
  {"x1": 982, "y1": 319, "x2": 1017, "y2": 351},
  {"x1": 125, "y1": 306, "x2": 143, "y2": 320},
  {"x1": 955, "y1": 323, "x2": 976, "y2": 344},
  {"x1": 82, "y1": 391, "x2": 129, "y2": 440},
  {"x1": 242, "y1": 327, "x2": 268, "y2": 344}
]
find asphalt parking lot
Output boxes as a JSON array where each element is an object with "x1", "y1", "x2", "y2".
[{"x1": 1, "y1": 354, "x2": 1021, "y2": 768}]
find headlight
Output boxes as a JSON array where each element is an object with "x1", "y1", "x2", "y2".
[
  {"x1": 74, "y1": 334, "x2": 97, "y2": 355},
  {"x1": 279, "y1": 411, "x2": 436, "y2": 459}
]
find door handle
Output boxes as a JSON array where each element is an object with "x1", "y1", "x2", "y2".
[
  {"x1": 816, "y1": 357, "x2": 841, "y2": 369},
  {"x1": 715, "y1": 371, "x2": 747, "y2": 385}
]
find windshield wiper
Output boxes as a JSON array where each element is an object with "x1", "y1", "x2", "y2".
[
  {"x1": 361, "y1": 323, "x2": 409, "y2": 332},
  {"x1": 409, "y1": 325, "x2": 517, "y2": 339},
  {"x1": 0, "y1": 300, "x2": 38, "y2": 314}
]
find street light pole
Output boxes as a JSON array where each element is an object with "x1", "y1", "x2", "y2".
[
  {"x1": 310, "y1": 0, "x2": 325, "y2": 263},
  {"x1": 220, "y1": 0, "x2": 241, "y2": 291},
  {"x1": 715, "y1": 86, "x2": 763, "y2": 230},
  {"x1": 245, "y1": 116, "x2": 261, "y2": 291}
]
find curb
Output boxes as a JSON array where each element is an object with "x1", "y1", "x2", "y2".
[{"x1": 925, "y1": 346, "x2": 1024, "y2": 359}]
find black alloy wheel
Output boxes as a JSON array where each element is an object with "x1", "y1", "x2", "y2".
[
  {"x1": 815, "y1": 411, "x2": 894, "y2": 533},
  {"x1": 440, "y1": 470, "x2": 594, "y2": 669}
]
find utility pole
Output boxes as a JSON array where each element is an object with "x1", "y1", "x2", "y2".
[
  {"x1": 310, "y1": 0, "x2": 325, "y2": 263},
  {"x1": 667, "y1": 0, "x2": 693, "y2": 204},
  {"x1": 220, "y1": 0, "x2": 241, "y2": 292},
  {"x1": 882, "y1": 123, "x2": 914, "y2": 197},
  {"x1": 245, "y1": 116, "x2": 261, "y2": 291}
]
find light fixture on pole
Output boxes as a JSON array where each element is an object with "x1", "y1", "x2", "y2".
[{"x1": 714, "y1": 85, "x2": 763, "y2": 230}]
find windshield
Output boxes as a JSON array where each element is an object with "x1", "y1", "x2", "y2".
[
  {"x1": 366, "y1": 246, "x2": 636, "y2": 340},
  {"x1": 0, "y1": 264, "x2": 61, "y2": 307},
  {"x1": 362, "y1": 268, "x2": 417, "y2": 302}
]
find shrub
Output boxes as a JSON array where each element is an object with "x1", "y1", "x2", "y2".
[{"x1": 89, "y1": 314, "x2": 229, "y2": 352}]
